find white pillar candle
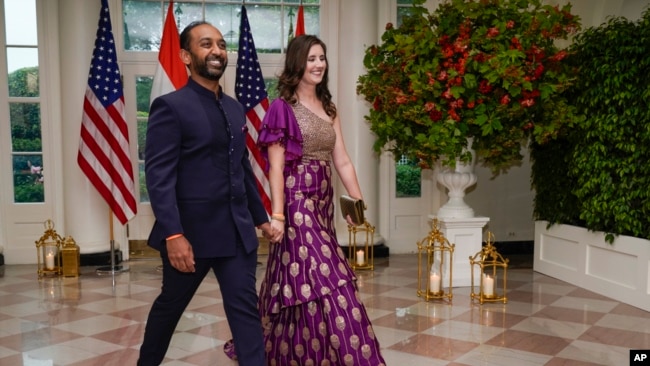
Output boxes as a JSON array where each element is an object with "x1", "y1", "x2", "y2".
[
  {"x1": 45, "y1": 253, "x2": 55, "y2": 270},
  {"x1": 483, "y1": 274, "x2": 495, "y2": 296},
  {"x1": 356, "y1": 250, "x2": 364, "y2": 265},
  {"x1": 429, "y1": 272, "x2": 441, "y2": 293}
]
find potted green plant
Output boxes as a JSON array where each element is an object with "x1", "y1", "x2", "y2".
[
  {"x1": 357, "y1": 0, "x2": 582, "y2": 173},
  {"x1": 532, "y1": 7, "x2": 650, "y2": 243},
  {"x1": 531, "y1": 8, "x2": 650, "y2": 312}
]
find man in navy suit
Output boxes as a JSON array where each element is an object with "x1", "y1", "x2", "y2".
[{"x1": 138, "y1": 21, "x2": 276, "y2": 365}]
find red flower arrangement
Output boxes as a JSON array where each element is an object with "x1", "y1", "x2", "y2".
[{"x1": 357, "y1": 0, "x2": 582, "y2": 172}]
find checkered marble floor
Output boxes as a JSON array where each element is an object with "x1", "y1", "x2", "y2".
[{"x1": 0, "y1": 254, "x2": 648, "y2": 366}]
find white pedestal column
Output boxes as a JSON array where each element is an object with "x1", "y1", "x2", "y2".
[
  {"x1": 336, "y1": 0, "x2": 381, "y2": 244},
  {"x1": 432, "y1": 215, "x2": 490, "y2": 287}
]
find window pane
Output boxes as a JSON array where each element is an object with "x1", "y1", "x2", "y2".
[
  {"x1": 123, "y1": 1, "x2": 319, "y2": 54},
  {"x1": 265, "y1": 77, "x2": 278, "y2": 101},
  {"x1": 4, "y1": 0, "x2": 37, "y2": 45},
  {"x1": 10, "y1": 102, "x2": 42, "y2": 152},
  {"x1": 5, "y1": 0, "x2": 43, "y2": 204},
  {"x1": 249, "y1": 5, "x2": 282, "y2": 53},
  {"x1": 123, "y1": 0, "x2": 163, "y2": 51},
  {"x1": 301, "y1": 6, "x2": 320, "y2": 36},
  {"x1": 174, "y1": 2, "x2": 205, "y2": 30},
  {"x1": 136, "y1": 76, "x2": 152, "y2": 203},
  {"x1": 397, "y1": 0, "x2": 415, "y2": 27},
  {"x1": 13, "y1": 154, "x2": 44, "y2": 203},
  {"x1": 397, "y1": 7, "x2": 414, "y2": 28},
  {"x1": 286, "y1": 5, "x2": 320, "y2": 46},
  {"x1": 206, "y1": 4, "x2": 285, "y2": 54},
  {"x1": 396, "y1": 157, "x2": 421, "y2": 198},
  {"x1": 139, "y1": 162, "x2": 148, "y2": 202},
  {"x1": 6, "y1": 48, "x2": 39, "y2": 95},
  {"x1": 137, "y1": 113, "x2": 148, "y2": 162},
  {"x1": 205, "y1": 4, "x2": 240, "y2": 51}
]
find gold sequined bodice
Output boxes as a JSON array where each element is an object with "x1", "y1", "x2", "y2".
[{"x1": 291, "y1": 103, "x2": 336, "y2": 161}]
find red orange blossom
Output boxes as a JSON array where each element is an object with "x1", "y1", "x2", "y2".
[{"x1": 357, "y1": 0, "x2": 582, "y2": 173}]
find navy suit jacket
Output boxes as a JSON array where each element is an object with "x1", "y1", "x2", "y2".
[{"x1": 145, "y1": 78, "x2": 268, "y2": 258}]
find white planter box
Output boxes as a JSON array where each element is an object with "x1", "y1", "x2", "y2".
[{"x1": 534, "y1": 220, "x2": 650, "y2": 312}]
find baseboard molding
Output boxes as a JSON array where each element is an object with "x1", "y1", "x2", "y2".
[
  {"x1": 338, "y1": 243, "x2": 390, "y2": 258},
  {"x1": 80, "y1": 250, "x2": 123, "y2": 266},
  {"x1": 491, "y1": 240, "x2": 534, "y2": 255},
  {"x1": 337, "y1": 242, "x2": 529, "y2": 259}
]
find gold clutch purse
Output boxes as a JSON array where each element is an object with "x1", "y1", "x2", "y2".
[{"x1": 339, "y1": 195, "x2": 365, "y2": 226}]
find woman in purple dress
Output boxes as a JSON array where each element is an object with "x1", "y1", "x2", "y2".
[{"x1": 255, "y1": 35, "x2": 386, "y2": 365}]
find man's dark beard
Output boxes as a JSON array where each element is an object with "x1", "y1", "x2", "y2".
[{"x1": 191, "y1": 53, "x2": 227, "y2": 80}]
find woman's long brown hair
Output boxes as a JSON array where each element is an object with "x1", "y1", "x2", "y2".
[{"x1": 277, "y1": 35, "x2": 337, "y2": 119}]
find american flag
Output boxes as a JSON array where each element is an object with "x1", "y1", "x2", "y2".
[
  {"x1": 236, "y1": 6, "x2": 272, "y2": 215},
  {"x1": 77, "y1": 0, "x2": 137, "y2": 225}
]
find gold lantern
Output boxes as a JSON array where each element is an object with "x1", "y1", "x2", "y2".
[
  {"x1": 469, "y1": 232, "x2": 508, "y2": 304},
  {"x1": 61, "y1": 235, "x2": 80, "y2": 277},
  {"x1": 35, "y1": 219, "x2": 63, "y2": 277},
  {"x1": 347, "y1": 220, "x2": 375, "y2": 270},
  {"x1": 417, "y1": 218, "x2": 454, "y2": 301}
]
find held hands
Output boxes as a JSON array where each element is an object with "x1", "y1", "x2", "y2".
[
  {"x1": 269, "y1": 219, "x2": 285, "y2": 243},
  {"x1": 259, "y1": 219, "x2": 285, "y2": 244},
  {"x1": 166, "y1": 235, "x2": 195, "y2": 273}
]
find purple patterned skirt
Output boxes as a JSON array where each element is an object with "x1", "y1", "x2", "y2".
[{"x1": 258, "y1": 160, "x2": 385, "y2": 366}]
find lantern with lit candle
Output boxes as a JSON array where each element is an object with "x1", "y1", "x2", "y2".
[
  {"x1": 469, "y1": 232, "x2": 508, "y2": 304},
  {"x1": 347, "y1": 220, "x2": 375, "y2": 270},
  {"x1": 35, "y1": 219, "x2": 63, "y2": 278},
  {"x1": 417, "y1": 218, "x2": 454, "y2": 301}
]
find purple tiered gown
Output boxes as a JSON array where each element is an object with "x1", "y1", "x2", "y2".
[{"x1": 256, "y1": 99, "x2": 386, "y2": 366}]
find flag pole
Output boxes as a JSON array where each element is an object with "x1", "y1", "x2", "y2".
[{"x1": 96, "y1": 208, "x2": 130, "y2": 275}]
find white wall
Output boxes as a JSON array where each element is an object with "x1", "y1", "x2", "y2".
[{"x1": 1, "y1": 0, "x2": 647, "y2": 263}]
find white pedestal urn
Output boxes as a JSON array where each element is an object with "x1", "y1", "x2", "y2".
[
  {"x1": 436, "y1": 138, "x2": 477, "y2": 219},
  {"x1": 436, "y1": 166, "x2": 477, "y2": 218},
  {"x1": 432, "y1": 215, "x2": 489, "y2": 287},
  {"x1": 434, "y1": 138, "x2": 489, "y2": 287}
]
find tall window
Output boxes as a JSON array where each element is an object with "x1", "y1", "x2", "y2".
[
  {"x1": 123, "y1": 0, "x2": 320, "y2": 53},
  {"x1": 3, "y1": 0, "x2": 43, "y2": 203},
  {"x1": 122, "y1": 0, "x2": 320, "y2": 203}
]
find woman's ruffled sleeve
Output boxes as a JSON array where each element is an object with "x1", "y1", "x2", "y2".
[{"x1": 258, "y1": 99, "x2": 303, "y2": 168}]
